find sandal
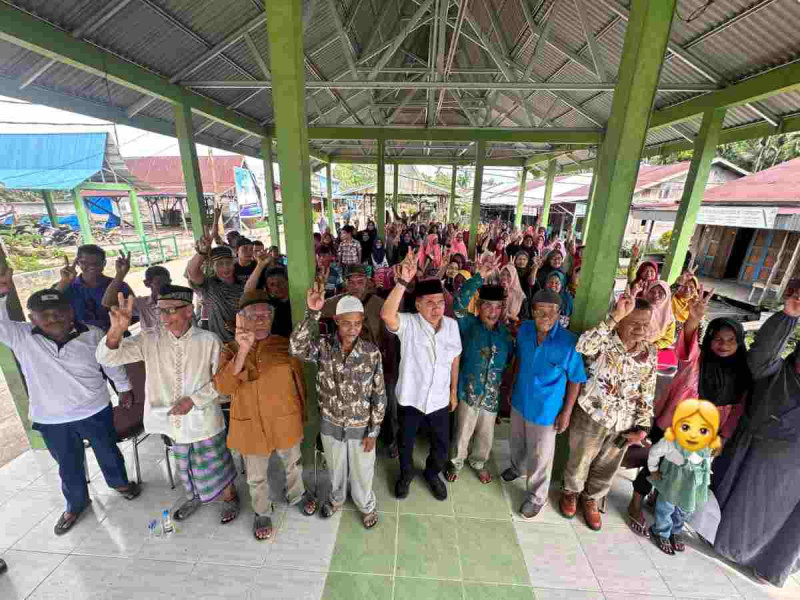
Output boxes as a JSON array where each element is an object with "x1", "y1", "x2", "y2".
[
  {"x1": 253, "y1": 515, "x2": 273, "y2": 541},
  {"x1": 115, "y1": 482, "x2": 142, "y2": 500},
  {"x1": 174, "y1": 497, "x2": 202, "y2": 521},
  {"x1": 220, "y1": 496, "x2": 240, "y2": 524},
  {"x1": 476, "y1": 468, "x2": 492, "y2": 484},
  {"x1": 445, "y1": 462, "x2": 459, "y2": 482},
  {"x1": 362, "y1": 511, "x2": 379, "y2": 529},
  {"x1": 650, "y1": 527, "x2": 674, "y2": 555},
  {"x1": 53, "y1": 503, "x2": 90, "y2": 536},
  {"x1": 646, "y1": 490, "x2": 658, "y2": 508},
  {"x1": 300, "y1": 493, "x2": 318, "y2": 516},
  {"x1": 320, "y1": 501, "x2": 339, "y2": 519},
  {"x1": 627, "y1": 512, "x2": 650, "y2": 538},
  {"x1": 670, "y1": 534, "x2": 685, "y2": 552},
  {"x1": 388, "y1": 443, "x2": 399, "y2": 459}
]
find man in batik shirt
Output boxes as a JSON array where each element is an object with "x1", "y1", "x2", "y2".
[{"x1": 290, "y1": 281, "x2": 386, "y2": 530}]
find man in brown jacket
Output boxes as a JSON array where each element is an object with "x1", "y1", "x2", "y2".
[{"x1": 214, "y1": 291, "x2": 315, "y2": 541}]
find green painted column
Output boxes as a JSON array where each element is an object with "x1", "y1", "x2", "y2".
[
  {"x1": 261, "y1": 137, "x2": 281, "y2": 250},
  {"x1": 447, "y1": 165, "x2": 457, "y2": 224},
  {"x1": 376, "y1": 137, "x2": 386, "y2": 238},
  {"x1": 174, "y1": 100, "x2": 206, "y2": 240},
  {"x1": 393, "y1": 163, "x2": 400, "y2": 213},
  {"x1": 128, "y1": 189, "x2": 145, "y2": 240},
  {"x1": 265, "y1": 0, "x2": 316, "y2": 327},
  {"x1": 468, "y1": 140, "x2": 486, "y2": 259},
  {"x1": 662, "y1": 108, "x2": 727, "y2": 284},
  {"x1": 539, "y1": 160, "x2": 557, "y2": 229},
  {"x1": 513, "y1": 168, "x2": 528, "y2": 228},
  {"x1": 325, "y1": 162, "x2": 335, "y2": 234},
  {"x1": 571, "y1": 0, "x2": 676, "y2": 331},
  {"x1": 71, "y1": 188, "x2": 94, "y2": 244},
  {"x1": 578, "y1": 158, "x2": 600, "y2": 242},
  {"x1": 41, "y1": 190, "x2": 58, "y2": 225}
]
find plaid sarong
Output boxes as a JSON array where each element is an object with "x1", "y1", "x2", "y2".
[{"x1": 172, "y1": 431, "x2": 236, "y2": 502}]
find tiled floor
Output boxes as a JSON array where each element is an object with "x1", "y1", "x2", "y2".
[{"x1": 0, "y1": 424, "x2": 799, "y2": 600}]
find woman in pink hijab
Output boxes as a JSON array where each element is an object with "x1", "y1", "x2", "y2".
[
  {"x1": 449, "y1": 231, "x2": 468, "y2": 259},
  {"x1": 644, "y1": 280, "x2": 676, "y2": 349},
  {"x1": 499, "y1": 263, "x2": 527, "y2": 322},
  {"x1": 418, "y1": 233, "x2": 443, "y2": 269}
]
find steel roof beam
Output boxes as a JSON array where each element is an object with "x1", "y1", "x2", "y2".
[
  {"x1": 0, "y1": 4, "x2": 266, "y2": 138},
  {"x1": 368, "y1": 0, "x2": 435, "y2": 80},
  {"x1": 328, "y1": 155, "x2": 525, "y2": 166},
  {"x1": 650, "y1": 61, "x2": 800, "y2": 129},
  {"x1": 572, "y1": 0, "x2": 606, "y2": 82},
  {"x1": 299, "y1": 126, "x2": 603, "y2": 143}
]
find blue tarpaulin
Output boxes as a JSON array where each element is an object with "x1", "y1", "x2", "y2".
[{"x1": 0, "y1": 132, "x2": 107, "y2": 190}]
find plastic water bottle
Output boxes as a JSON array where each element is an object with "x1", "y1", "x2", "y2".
[{"x1": 161, "y1": 509, "x2": 174, "y2": 535}]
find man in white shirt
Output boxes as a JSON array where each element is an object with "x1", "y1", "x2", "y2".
[
  {"x1": 381, "y1": 248, "x2": 461, "y2": 501},
  {"x1": 101, "y1": 254, "x2": 171, "y2": 332},
  {"x1": 0, "y1": 269, "x2": 140, "y2": 536},
  {"x1": 96, "y1": 285, "x2": 240, "y2": 525}
]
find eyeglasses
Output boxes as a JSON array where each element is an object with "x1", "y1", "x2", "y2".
[
  {"x1": 532, "y1": 309, "x2": 558, "y2": 318},
  {"x1": 158, "y1": 306, "x2": 188, "y2": 315},
  {"x1": 241, "y1": 312, "x2": 273, "y2": 322}
]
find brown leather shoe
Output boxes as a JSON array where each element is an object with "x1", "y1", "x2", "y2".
[
  {"x1": 582, "y1": 497, "x2": 602, "y2": 531},
  {"x1": 559, "y1": 491, "x2": 578, "y2": 519}
]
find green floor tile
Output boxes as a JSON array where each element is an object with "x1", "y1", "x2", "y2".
[
  {"x1": 396, "y1": 514, "x2": 461, "y2": 579},
  {"x1": 463, "y1": 582, "x2": 535, "y2": 600},
  {"x1": 451, "y1": 465, "x2": 512, "y2": 520},
  {"x1": 394, "y1": 577, "x2": 463, "y2": 600},
  {"x1": 321, "y1": 573, "x2": 393, "y2": 600},
  {"x1": 329, "y1": 510, "x2": 397, "y2": 575},
  {"x1": 456, "y1": 517, "x2": 530, "y2": 585},
  {"x1": 397, "y1": 475, "x2": 455, "y2": 516}
]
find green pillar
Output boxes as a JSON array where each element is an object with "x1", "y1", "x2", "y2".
[
  {"x1": 325, "y1": 162, "x2": 335, "y2": 234},
  {"x1": 513, "y1": 168, "x2": 528, "y2": 229},
  {"x1": 393, "y1": 163, "x2": 400, "y2": 213},
  {"x1": 265, "y1": 0, "x2": 315, "y2": 327},
  {"x1": 174, "y1": 100, "x2": 206, "y2": 240},
  {"x1": 262, "y1": 137, "x2": 281, "y2": 250},
  {"x1": 662, "y1": 108, "x2": 726, "y2": 284},
  {"x1": 376, "y1": 137, "x2": 386, "y2": 238},
  {"x1": 41, "y1": 190, "x2": 58, "y2": 225},
  {"x1": 540, "y1": 160, "x2": 556, "y2": 229},
  {"x1": 448, "y1": 165, "x2": 457, "y2": 224},
  {"x1": 468, "y1": 140, "x2": 486, "y2": 260},
  {"x1": 578, "y1": 158, "x2": 600, "y2": 242},
  {"x1": 571, "y1": 0, "x2": 676, "y2": 331},
  {"x1": 71, "y1": 188, "x2": 94, "y2": 244},
  {"x1": 128, "y1": 189, "x2": 145, "y2": 240}
]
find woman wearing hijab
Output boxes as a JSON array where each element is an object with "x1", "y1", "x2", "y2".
[
  {"x1": 643, "y1": 280, "x2": 676, "y2": 349},
  {"x1": 545, "y1": 270, "x2": 573, "y2": 328},
  {"x1": 627, "y1": 286, "x2": 751, "y2": 538},
  {"x1": 449, "y1": 231, "x2": 468, "y2": 259},
  {"x1": 627, "y1": 243, "x2": 659, "y2": 296},
  {"x1": 357, "y1": 229, "x2": 374, "y2": 262},
  {"x1": 712, "y1": 282, "x2": 800, "y2": 587},
  {"x1": 418, "y1": 233, "x2": 443, "y2": 269},
  {"x1": 396, "y1": 230, "x2": 413, "y2": 262},
  {"x1": 535, "y1": 248, "x2": 567, "y2": 289},
  {"x1": 370, "y1": 238, "x2": 388, "y2": 269},
  {"x1": 499, "y1": 263, "x2": 528, "y2": 322},
  {"x1": 513, "y1": 251, "x2": 534, "y2": 300},
  {"x1": 671, "y1": 271, "x2": 701, "y2": 338}
]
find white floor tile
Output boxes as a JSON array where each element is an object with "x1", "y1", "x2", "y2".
[
  {"x1": 249, "y1": 567, "x2": 327, "y2": 600},
  {"x1": 532, "y1": 589, "x2": 604, "y2": 600},
  {"x1": 0, "y1": 549, "x2": 67, "y2": 600},
  {"x1": 264, "y1": 509, "x2": 341, "y2": 572},
  {"x1": 514, "y1": 522, "x2": 600, "y2": 591},
  {"x1": 0, "y1": 489, "x2": 63, "y2": 548}
]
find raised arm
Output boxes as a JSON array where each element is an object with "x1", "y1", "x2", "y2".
[
  {"x1": 245, "y1": 247, "x2": 272, "y2": 293},
  {"x1": 381, "y1": 248, "x2": 417, "y2": 333},
  {"x1": 186, "y1": 227, "x2": 213, "y2": 286},
  {"x1": 0, "y1": 265, "x2": 26, "y2": 350},
  {"x1": 54, "y1": 256, "x2": 77, "y2": 292},
  {"x1": 626, "y1": 241, "x2": 641, "y2": 284},
  {"x1": 576, "y1": 291, "x2": 635, "y2": 357},
  {"x1": 96, "y1": 294, "x2": 145, "y2": 366},
  {"x1": 288, "y1": 280, "x2": 324, "y2": 363},
  {"x1": 747, "y1": 295, "x2": 800, "y2": 380},
  {"x1": 101, "y1": 251, "x2": 131, "y2": 309}
]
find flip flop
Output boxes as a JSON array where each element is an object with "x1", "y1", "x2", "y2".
[
  {"x1": 445, "y1": 462, "x2": 459, "y2": 482},
  {"x1": 362, "y1": 511, "x2": 379, "y2": 530},
  {"x1": 670, "y1": 534, "x2": 686, "y2": 552},
  {"x1": 220, "y1": 496, "x2": 240, "y2": 524},
  {"x1": 650, "y1": 527, "x2": 674, "y2": 555},
  {"x1": 300, "y1": 494, "x2": 318, "y2": 516},
  {"x1": 320, "y1": 501, "x2": 339, "y2": 519},
  {"x1": 253, "y1": 515, "x2": 273, "y2": 541},
  {"x1": 116, "y1": 482, "x2": 142, "y2": 500},
  {"x1": 174, "y1": 497, "x2": 202, "y2": 521},
  {"x1": 476, "y1": 469, "x2": 492, "y2": 484},
  {"x1": 627, "y1": 512, "x2": 650, "y2": 538},
  {"x1": 53, "y1": 503, "x2": 90, "y2": 536}
]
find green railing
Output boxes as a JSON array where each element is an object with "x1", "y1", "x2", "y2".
[{"x1": 120, "y1": 234, "x2": 179, "y2": 266}]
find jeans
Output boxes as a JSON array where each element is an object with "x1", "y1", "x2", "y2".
[
  {"x1": 34, "y1": 405, "x2": 129, "y2": 514},
  {"x1": 398, "y1": 404, "x2": 449, "y2": 481},
  {"x1": 653, "y1": 497, "x2": 687, "y2": 539}
]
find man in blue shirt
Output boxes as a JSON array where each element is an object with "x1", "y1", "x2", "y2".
[
  {"x1": 446, "y1": 256, "x2": 514, "y2": 484},
  {"x1": 56, "y1": 244, "x2": 132, "y2": 331},
  {"x1": 502, "y1": 289, "x2": 586, "y2": 520}
]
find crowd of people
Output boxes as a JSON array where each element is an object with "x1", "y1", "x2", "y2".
[{"x1": 0, "y1": 212, "x2": 798, "y2": 587}]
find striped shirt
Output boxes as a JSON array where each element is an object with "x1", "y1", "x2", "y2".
[{"x1": 191, "y1": 276, "x2": 244, "y2": 343}]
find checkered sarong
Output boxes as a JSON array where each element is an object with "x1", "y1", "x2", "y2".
[{"x1": 171, "y1": 431, "x2": 236, "y2": 502}]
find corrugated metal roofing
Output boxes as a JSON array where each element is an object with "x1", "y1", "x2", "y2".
[
  {"x1": 703, "y1": 156, "x2": 800, "y2": 204},
  {"x1": 0, "y1": 0, "x2": 798, "y2": 164},
  {"x1": 0, "y1": 132, "x2": 106, "y2": 190},
  {"x1": 125, "y1": 155, "x2": 246, "y2": 196}
]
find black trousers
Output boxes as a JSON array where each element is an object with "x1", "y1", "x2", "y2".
[
  {"x1": 632, "y1": 426, "x2": 665, "y2": 496},
  {"x1": 398, "y1": 404, "x2": 449, "y2": 480}
]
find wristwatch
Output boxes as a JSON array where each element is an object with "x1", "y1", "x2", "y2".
[{"x1": 396, "y1": 277, "x2": 410, "y2": 288}]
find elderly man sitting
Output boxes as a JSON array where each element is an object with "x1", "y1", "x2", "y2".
[
  {"x1": 214, "y1": 291, "x2": 312, "y2": 541},
  {"x1": 97, "y1": 285, "x2": 240, "y2": 524}
]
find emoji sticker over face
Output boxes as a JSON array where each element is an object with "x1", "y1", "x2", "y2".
[{"x1": 664, "y1": 399, "x2": 721, "y2": 453}]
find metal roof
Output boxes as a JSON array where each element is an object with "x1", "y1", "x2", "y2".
[
  {"x1": 0, "y1": 0, "x2": 798, "y2": 165},
  {"x1": 0, "y1": 131, "x2": 106, "y2": 190},
  {"x1": 125, "y1": 155, "x2": 246, "y2": 196},
  {"x1": 703, "y1": 156, "x2": 800, "y2": 204}
]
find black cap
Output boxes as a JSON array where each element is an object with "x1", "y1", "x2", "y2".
[
  {"x1": 158, "y1": 284, "x2": 193, "y2": 305},
  {"x1": 265, "y1": 266, "x2": 288, "y2": 279},
  {"x1": 478, "y1": 285, "x2": 505, "y2": 302},
  {"x1": 239, "y1": 290, "x2": 276, "y2": 311},
  {"x1": 210, "y1": 246, "x2": 234, "y2": 261},
  {"x1": 415, "y1": 278, "x2": 444, "y2": 298},
  {"x1": 235, "y1": 237, "x2": 254, "y2": 249},
  {"x1": 344, "y1": 264, "x2": 367, "y2": 278},
  {"x1": 27, "y1": 289, "x2": 70, "y2": 312},
  {"x1": 531, "y1": 289, "x2": 562, "y2": 308}
]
